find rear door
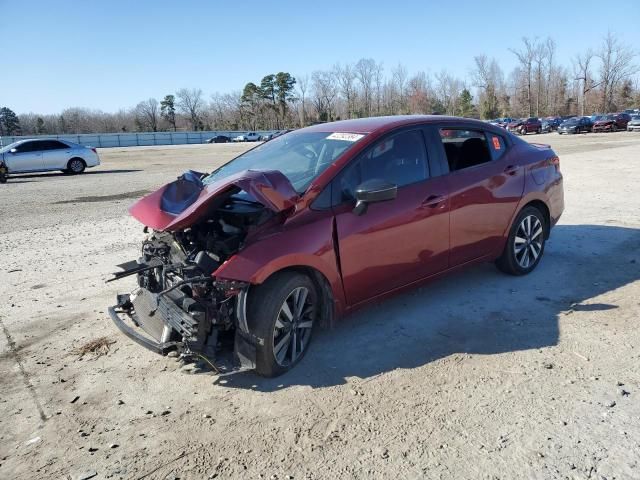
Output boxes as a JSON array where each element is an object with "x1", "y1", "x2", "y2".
[
  {"x1": 433, "y1": 126, "x2": 525, "y2": 266},
  {"x1": 332, "y1": 127, "x2": 450, "y2": 306},
  {"x1": 41, "y1": 140, "x2": 72, "y2": 169},
  {"x1": 5, "y1": 141, "x2": 44, "y2": 172}
]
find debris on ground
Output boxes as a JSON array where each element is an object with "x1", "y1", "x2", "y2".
[{"x1": 72, "y1": 336, "x2": 116, "y2": 358}]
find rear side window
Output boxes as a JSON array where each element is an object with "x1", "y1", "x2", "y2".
[
  {"x1": 333, "y1": 129, "x2": 429, "y2": 203},
  {"x1": 439, "y1": 129, "x2": 493, "y2": 171},
  {"x1": 40, "y1": 140, "x2": 68, "y2": 150}
]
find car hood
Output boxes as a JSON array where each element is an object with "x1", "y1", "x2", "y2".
[
  {"x1": 559, "y1": 123, "x2": 577, "y2": 128},
  {"x1": 628, "y1": 120, "x2": 640, "y2": 125},
  {"x1": 594, "y1": 120, "x2": 614, "y2": 125},
  {"x1": 507, "y1": 122, "x2": 522, "y2": 127},
  {"x1": 129, "y1": 169, "x2": 299, "y2": 232}
]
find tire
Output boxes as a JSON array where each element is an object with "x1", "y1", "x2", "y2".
[
  {"x1": 247, "y1": 272, "x2": 319, "y2": 377},
  {"x1": 0, "y1": 174, "x2": 6, "y2": 184},
  {"x1": 612, "y1": 125, "x2": 618, "y2": 132},
  {"x1": 67, "y1": 158, "x2": 86, "y2": 174},
  {"x1": 520, "y1": 127, "x2": 527, "y2": 135},
  {"x1": 536, "y1": 127, "x2": 541, "y2": 134},
  {"x1": 496, "y1": 206, "x2": 547, "y2": 276}
]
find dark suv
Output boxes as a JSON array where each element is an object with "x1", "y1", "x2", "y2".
[{"x1": 507, "y1": 117, "x2": 542, "y2": 135}]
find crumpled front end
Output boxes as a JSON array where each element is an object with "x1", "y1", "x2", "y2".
[{"x1": 109, "y1": 169, "x2": 298, "y2": 375}]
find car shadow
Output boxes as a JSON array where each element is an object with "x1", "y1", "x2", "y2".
[
  {"x1": 217, "y1": 224, "x2": 640, "y2": 391},
  {"x1": 7, "y1": 169, "x2": 141, "y2": 180}
]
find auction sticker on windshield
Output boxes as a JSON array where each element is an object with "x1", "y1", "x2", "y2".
[{"x1": 327, "y1": 132, "x2": 365, "y2": 142}]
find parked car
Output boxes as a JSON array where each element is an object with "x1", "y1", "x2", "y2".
[
  {"x1": 627, "y1": 114, "x2": 640, "y2": 131},
  {"x1": 233, "y1": 132, "x2": 261, "y2": 142},
  {"x1": 109, "y1": 115, "x2": 564, "y2": 377},
  {"x1": 260, "y1": 132, "x2": 277, "y2": 141},
  {"x1": 507, "y1": 117, "x2": 542, "y2": 134},
  {"x1": 206, "y1": 135, "x2": 230, "y2": 144},
  {"x1": 557, "y1": 116, "x2": 592, "y2": 134},
  {"x1": 0, "y1": 139, "x2": 100, "y2": 175},
  {"x1": 541, "y1": 117, "x2": 562, "y2": 133},
  {"x1": 592, "y1": 113, "x2": 630, "y2": 132}
]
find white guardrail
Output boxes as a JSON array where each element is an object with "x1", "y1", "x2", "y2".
[{"x1": 0, "y1": 131, "x2": 274, "y2": 148}]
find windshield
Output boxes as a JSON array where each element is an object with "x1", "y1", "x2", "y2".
[
  {"x1": 631, "y1": 115, "x2": 640, "y2": 121},
  {"x1": 0, "y1": 141, "x2": 21, "y2": 153},
  {"x1": 203, "y1": 131, "x2": 365, "y2": 193}
]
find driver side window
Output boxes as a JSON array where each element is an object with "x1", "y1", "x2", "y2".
[{"x1": 333, "y1": 129, "x2": 429, "y2": 203}]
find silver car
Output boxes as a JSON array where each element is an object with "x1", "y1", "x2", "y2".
[
  {"x1": 627, "y1": 115, "x2": 640, "y2": 132},
  {"x1": 0, "y1": 139, "x2": 100, "y2": 175}
]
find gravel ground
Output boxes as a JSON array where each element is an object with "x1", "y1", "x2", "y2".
[{"x1": 1, "y1": 132, "x2": 639, "y2": 480}]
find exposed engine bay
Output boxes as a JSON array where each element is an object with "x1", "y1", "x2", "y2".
[{"x1": 109, "y1": 182, "x2": 278, "y2": 374}]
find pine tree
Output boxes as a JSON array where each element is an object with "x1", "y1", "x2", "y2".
[{"x1": 0, "y1": 107, "x2": 21, "y2": 135}]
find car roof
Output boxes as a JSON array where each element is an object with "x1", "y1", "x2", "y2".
[{"x1": 303, "y1": 115, "x2": 490, "y2": 134}]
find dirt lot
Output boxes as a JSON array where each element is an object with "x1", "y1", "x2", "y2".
[{"x1": 1, "y1": 132, "x2": 639, "y2": 480}]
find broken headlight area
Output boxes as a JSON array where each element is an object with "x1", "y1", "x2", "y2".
[{"x1": 109, "y1": 192, "x2": 273, "y2": 375}]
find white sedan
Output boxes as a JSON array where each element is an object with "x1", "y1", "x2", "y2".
[
  {"x1": 0, "y1": 139, "x2": 100, "y2": 175},
  {"x1": 233, "y1": 132, "x2": 261, "y2": 142}
]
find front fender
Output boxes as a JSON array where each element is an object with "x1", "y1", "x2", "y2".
[{"x1": 213, "y1": 212, "x2": 346, "y2": 314}]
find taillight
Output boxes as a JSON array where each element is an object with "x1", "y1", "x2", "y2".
[{"x1": 548, "y1": 155, "x2": 560, "y2": 172}]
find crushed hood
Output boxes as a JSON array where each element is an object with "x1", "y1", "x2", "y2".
[{"x1": 129, "y1": 169, "x2": 299, "y2": 231}]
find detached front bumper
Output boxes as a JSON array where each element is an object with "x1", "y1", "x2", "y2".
[
  {"x1": 109, "y1": 287, "x2": 258, "y2": 375},
  {"x1": 109, "y1": 290, "x2": 187, "y2": 355}
]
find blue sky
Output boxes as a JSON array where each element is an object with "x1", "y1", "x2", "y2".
[{"x1": 2, "y1": 0, "x2": 639, "y2": 114}]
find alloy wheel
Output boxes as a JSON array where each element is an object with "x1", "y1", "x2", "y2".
[
  {"x1": 69, "y1": 159, "x2": 84, "y2": 173},
  {"x1": 514, "y1": 215, "x2": 543, "y2": 269},
  {"x1": 272, "y1": 286, "x2": 314, "y2": 367}
]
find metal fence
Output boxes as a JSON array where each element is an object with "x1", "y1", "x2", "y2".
[{"x1": 0, "y1": 130, "x2": 272, "y2": 148}]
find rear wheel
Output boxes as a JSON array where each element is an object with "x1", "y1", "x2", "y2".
[
  {"x1": 67, "y1": 158, "x2": 86, "y2": 174},
  {"x1": 248, "y1": 272, "x2": 318, "y2": 377},
  {"x1": 496, "y1": 206, "x2": 546, "y2": 276},
  {"x1": 520, "y1": 126, "x2": 527, "y2": 135}
]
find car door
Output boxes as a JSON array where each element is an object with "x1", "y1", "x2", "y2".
[
  {"x1": 434, "y1": 126, "x2": 525, "y2": 267},
  {"x1": 331, "y1": 128, "x2": 450, "y2": 307},
  {"x1": 40, "y1": 140, "x2": 71, "y2": 169},
  {"x1": 4, "y1": 141, "x2": 44, "y2": 172}
]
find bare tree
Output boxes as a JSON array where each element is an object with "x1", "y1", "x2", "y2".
[
  {"x1": 574, "y1": 50, "x2": 596, "y2": 115},
  {"x1": 311, "y1": 70, "x2": 338, "y2": 122},
  {"x1": 334, "y1": 63, "x2": 357, "y2": 119},
  {"x1": 510, "y1": 37, "x2": 538, "y2": 116},
  {"x1": 597, "y1": 32, "x2": 638, "y2": 112},
  {"x1": 176, "y1": 88, "x2": 204, "y2": 130},
  {"x1": 296, "y1": 74, "x2": 309, "y2": 126},
  {"x1": 392, "y1": 63, "x2": 408, "y2": 114},
  {"x1": 134, "y1": 98, "x2": 159, "y2": 131},
  {"x1": 355, "y1": 58, "x2": 376, "y2": 116}
]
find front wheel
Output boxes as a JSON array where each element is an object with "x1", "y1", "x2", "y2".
[
  {"x1": 248, "y1": 272, "x2": 318, "y2": 377},
  {"x1": 496, "y1": 206, "x2": 546, "y2": 275}
]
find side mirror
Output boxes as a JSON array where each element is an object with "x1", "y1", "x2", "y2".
[
  {"x1": 10, "y1": 148, "x2": 17, "y2": 154},
  {"x1": 352, "y1": 179, "x2": 397, "y2": 216}
]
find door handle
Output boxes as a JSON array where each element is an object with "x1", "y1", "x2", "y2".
[
  {"x1": 421, "y1": 194, "x2": 446, "y2": 208},
  {"x1": 504, "y1": 165, "x2": 518, "y2": 176}
]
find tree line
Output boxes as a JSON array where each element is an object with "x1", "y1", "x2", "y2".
[{"x1": 1, "y1": 32, "x2": 638, "y2": 137}]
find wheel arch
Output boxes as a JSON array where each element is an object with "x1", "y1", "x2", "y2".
[
  {"x1": 255, "y1": 265, "x2": 337, "y2": 329},
  {"x1": 67, "y1": 157, "x2": 87, "y2": 169},
  {"x1": 521, "y1": 199, "x2": 551, "y2": 239}
]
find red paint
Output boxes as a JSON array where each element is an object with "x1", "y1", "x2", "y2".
[
  {"x1": 129, "y1": 115, "x2": 564, "y2": 320},
  {"x1": 130, "y1": 169, "x2": 299, "y2": 231}
]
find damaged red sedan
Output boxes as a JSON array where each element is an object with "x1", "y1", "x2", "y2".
[{"x1": 109, "y1": 116, "x2": 564, "y2": 377}]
